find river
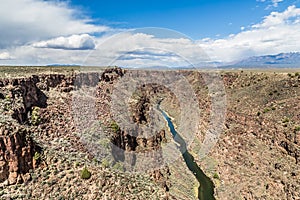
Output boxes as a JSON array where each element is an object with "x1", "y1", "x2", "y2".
[{"x1": 157, "y1": 105, "x2": 216, "y2": 200}]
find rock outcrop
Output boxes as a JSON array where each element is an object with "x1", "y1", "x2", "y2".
[
  {"x1": 0, "y1": 74, "x2": 69, "y2": 185},
  {"x1": 0, "y1": 121, "x2": 37, "y2": 185}
]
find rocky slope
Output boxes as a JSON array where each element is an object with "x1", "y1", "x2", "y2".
[
  {"x1": 0, "y1": 67, "x2": 299, "y2": 199},
  {"x1": 211, "y1": 71, "x2": 300, "y2": 199},
  {"x1": 0, "y1": 69, "x2": 168, "y2": 199}
]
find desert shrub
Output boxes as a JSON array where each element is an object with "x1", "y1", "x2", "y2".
[
  {"x1": 92, "y1": 158, "x2": 99, "y2": 164},
  {"x1": 110, "y1": 121, "x2": 120, "y2": 132},
  {"x1": 31, "y1": 106, "x2": 41, "y2": 125},
  {"x1": 213, "y1": 173, "x2": 220, "y2": 179},
  {"x1": 3, "y1": 95, "x2": 12, "y2": 111},
  {"x1": 80, "y1": 167, "x2": 91, "y2": 179},
  {"x1": 101, "y1": 158, "x2": 110, "y2": 168},
  {"x1": 282, "y1": 117, "x2": 290, "y2": 123},
  {"x1": 263, "y1": 108, "x2": 270, "y2": 113},
  {"x1": 33, "y1": 152, "x2": 41, "y2": 160},
  {"x1": 295, "y1": 72, "x2": 299, "y2": 77},
  {"x1": 113, "y1": 162, "x2": 124, "y2": 172},
  {"x1": 294, "y1": 126, "x2": 300, "y2": 132}
]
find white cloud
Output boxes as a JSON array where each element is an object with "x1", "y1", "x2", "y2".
[
  {"x1": 257, "y1": 0, "x2": 284, "y2": 9},
  {"x1": 1, "y1": 2, "x2": 300, "y2": 66},
  {"x1": 0, "y1": 0, "x2": 108, "y2": 49},
  {"x1": 0, "y1": 52, "x2": 13, "y2": 60},
  {"x1": 0, "y1": 45, "x2": 92, "y2": 65},
  {"x1": 271, "y1": 0, "x2": 284, "y2": 7},
  {"x1": 197, "y1": 5, "x2": 300, "y2": 62},
  {"x1": 253, "y1": 5, "x2": 300, "y2": 28},
  {"x1": 84, "y1": 31, "x2": 209, "y2": 68},
  {"x1": 33, "y1": 34, "x2": 96, "y2": 50}
]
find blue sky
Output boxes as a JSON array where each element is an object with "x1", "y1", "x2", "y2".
[
  {"x1": 69, "y1": 0, "x2": 299, "y2": 38},
  {"x1": 0, "y1": 0, "x2": 300, "y2": 66}
]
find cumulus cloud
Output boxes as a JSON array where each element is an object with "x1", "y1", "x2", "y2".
[
  {"x1": 33, "y1": 34, "x2": 96, "y2": 50},
  {"x1": 197, "y1": 5, "x2": 300, "y2": 62},
  {"x1": 84, "y1": 31, "x2": 209, "y2": 68},
  {"x1": 0, "y1": 45, "x2": 91, "y2": 65},
  {"x1": 0, "y1": 0, "x2": 108, "y2": 49},
  {"x1": 1, "y1": 2, "x2": 300, "y2": 67},
  {"x1": 253, "y1": 5, "x2": 300, "y2": 28},
  {"x1": 0, "y1": 52, "x2": 13, "y2": 60}
]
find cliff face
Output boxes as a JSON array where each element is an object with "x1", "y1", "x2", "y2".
[
  {"x1": 0, "y1": 68, "x2": 171, "y2": 199},
  {"x1": 0, "y1": 122, "x2": 36, "y2": 185},
  {"x1": 212, "y1": 71, "x2": 300, "y2": 199},
  {"x1": 93, "y1": 69, "x2": 173, "y2": 190},
  {"x1": 0, "y1": 67, "x2": 300, "y2": 199},
  {"x1": 0, "y1": 74, "x2": 74, "y2": 185},
  {"x1": 0, "y1": 74, "x2": 75, "y2": 123}
]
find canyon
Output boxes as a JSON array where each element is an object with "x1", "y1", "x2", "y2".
[{"x1": 0, "y1": 66, "x2": 299, "y2": 199}]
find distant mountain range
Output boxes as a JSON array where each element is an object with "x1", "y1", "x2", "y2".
[
  {"x1": 44, "y1": 52, "x2": 300, "y2": 69},
  {"x1": 174, "y1": 52, "x2": 300, "y2": 69},
  {"x1": 226, "y1": 52, "x2": 300, "y2": 68},
  {"x1": 46, "y1": 64, "x2": 81, "y2": 67}
]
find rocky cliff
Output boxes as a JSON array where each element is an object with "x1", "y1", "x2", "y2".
[{"x1": 0, "y1": 67, "x2": 299, "y2": 199}]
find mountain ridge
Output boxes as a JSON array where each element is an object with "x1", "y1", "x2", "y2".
[{"x1": 227, "y1": 52, "x2": 300, "y2": 68}]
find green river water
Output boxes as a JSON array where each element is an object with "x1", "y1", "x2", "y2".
[{"x1": 157, "y1": 105, "x2": 215, "y2": 200}]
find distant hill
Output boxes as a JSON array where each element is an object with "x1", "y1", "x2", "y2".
[
  {"x1": 46, "y1": 53, "x2": 300, "y2": 69},
  {"x1": 176, "y1": 52, "x2": 300, "y2": 69},
  {"x1": 228, "y1": 52, "x2": 300, "y2": 68}
]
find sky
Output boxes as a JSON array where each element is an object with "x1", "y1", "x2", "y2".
[{"x1": 0, "y1": 0, "x2": 300, "y2": 66}]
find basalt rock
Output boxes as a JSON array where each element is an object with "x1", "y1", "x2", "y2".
[
  {"x1": 0, "y1": 73, "x2": 78, "y2": 124},
  {"x1": 0, "y1": 121, "x2": 38, "y2": 185},
  {"x1": 101, "y1": 67, "x2": 124, "y2": 83},
  {"x1": 280, "y1": 140, "x2": 300, "y2": 164}
]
